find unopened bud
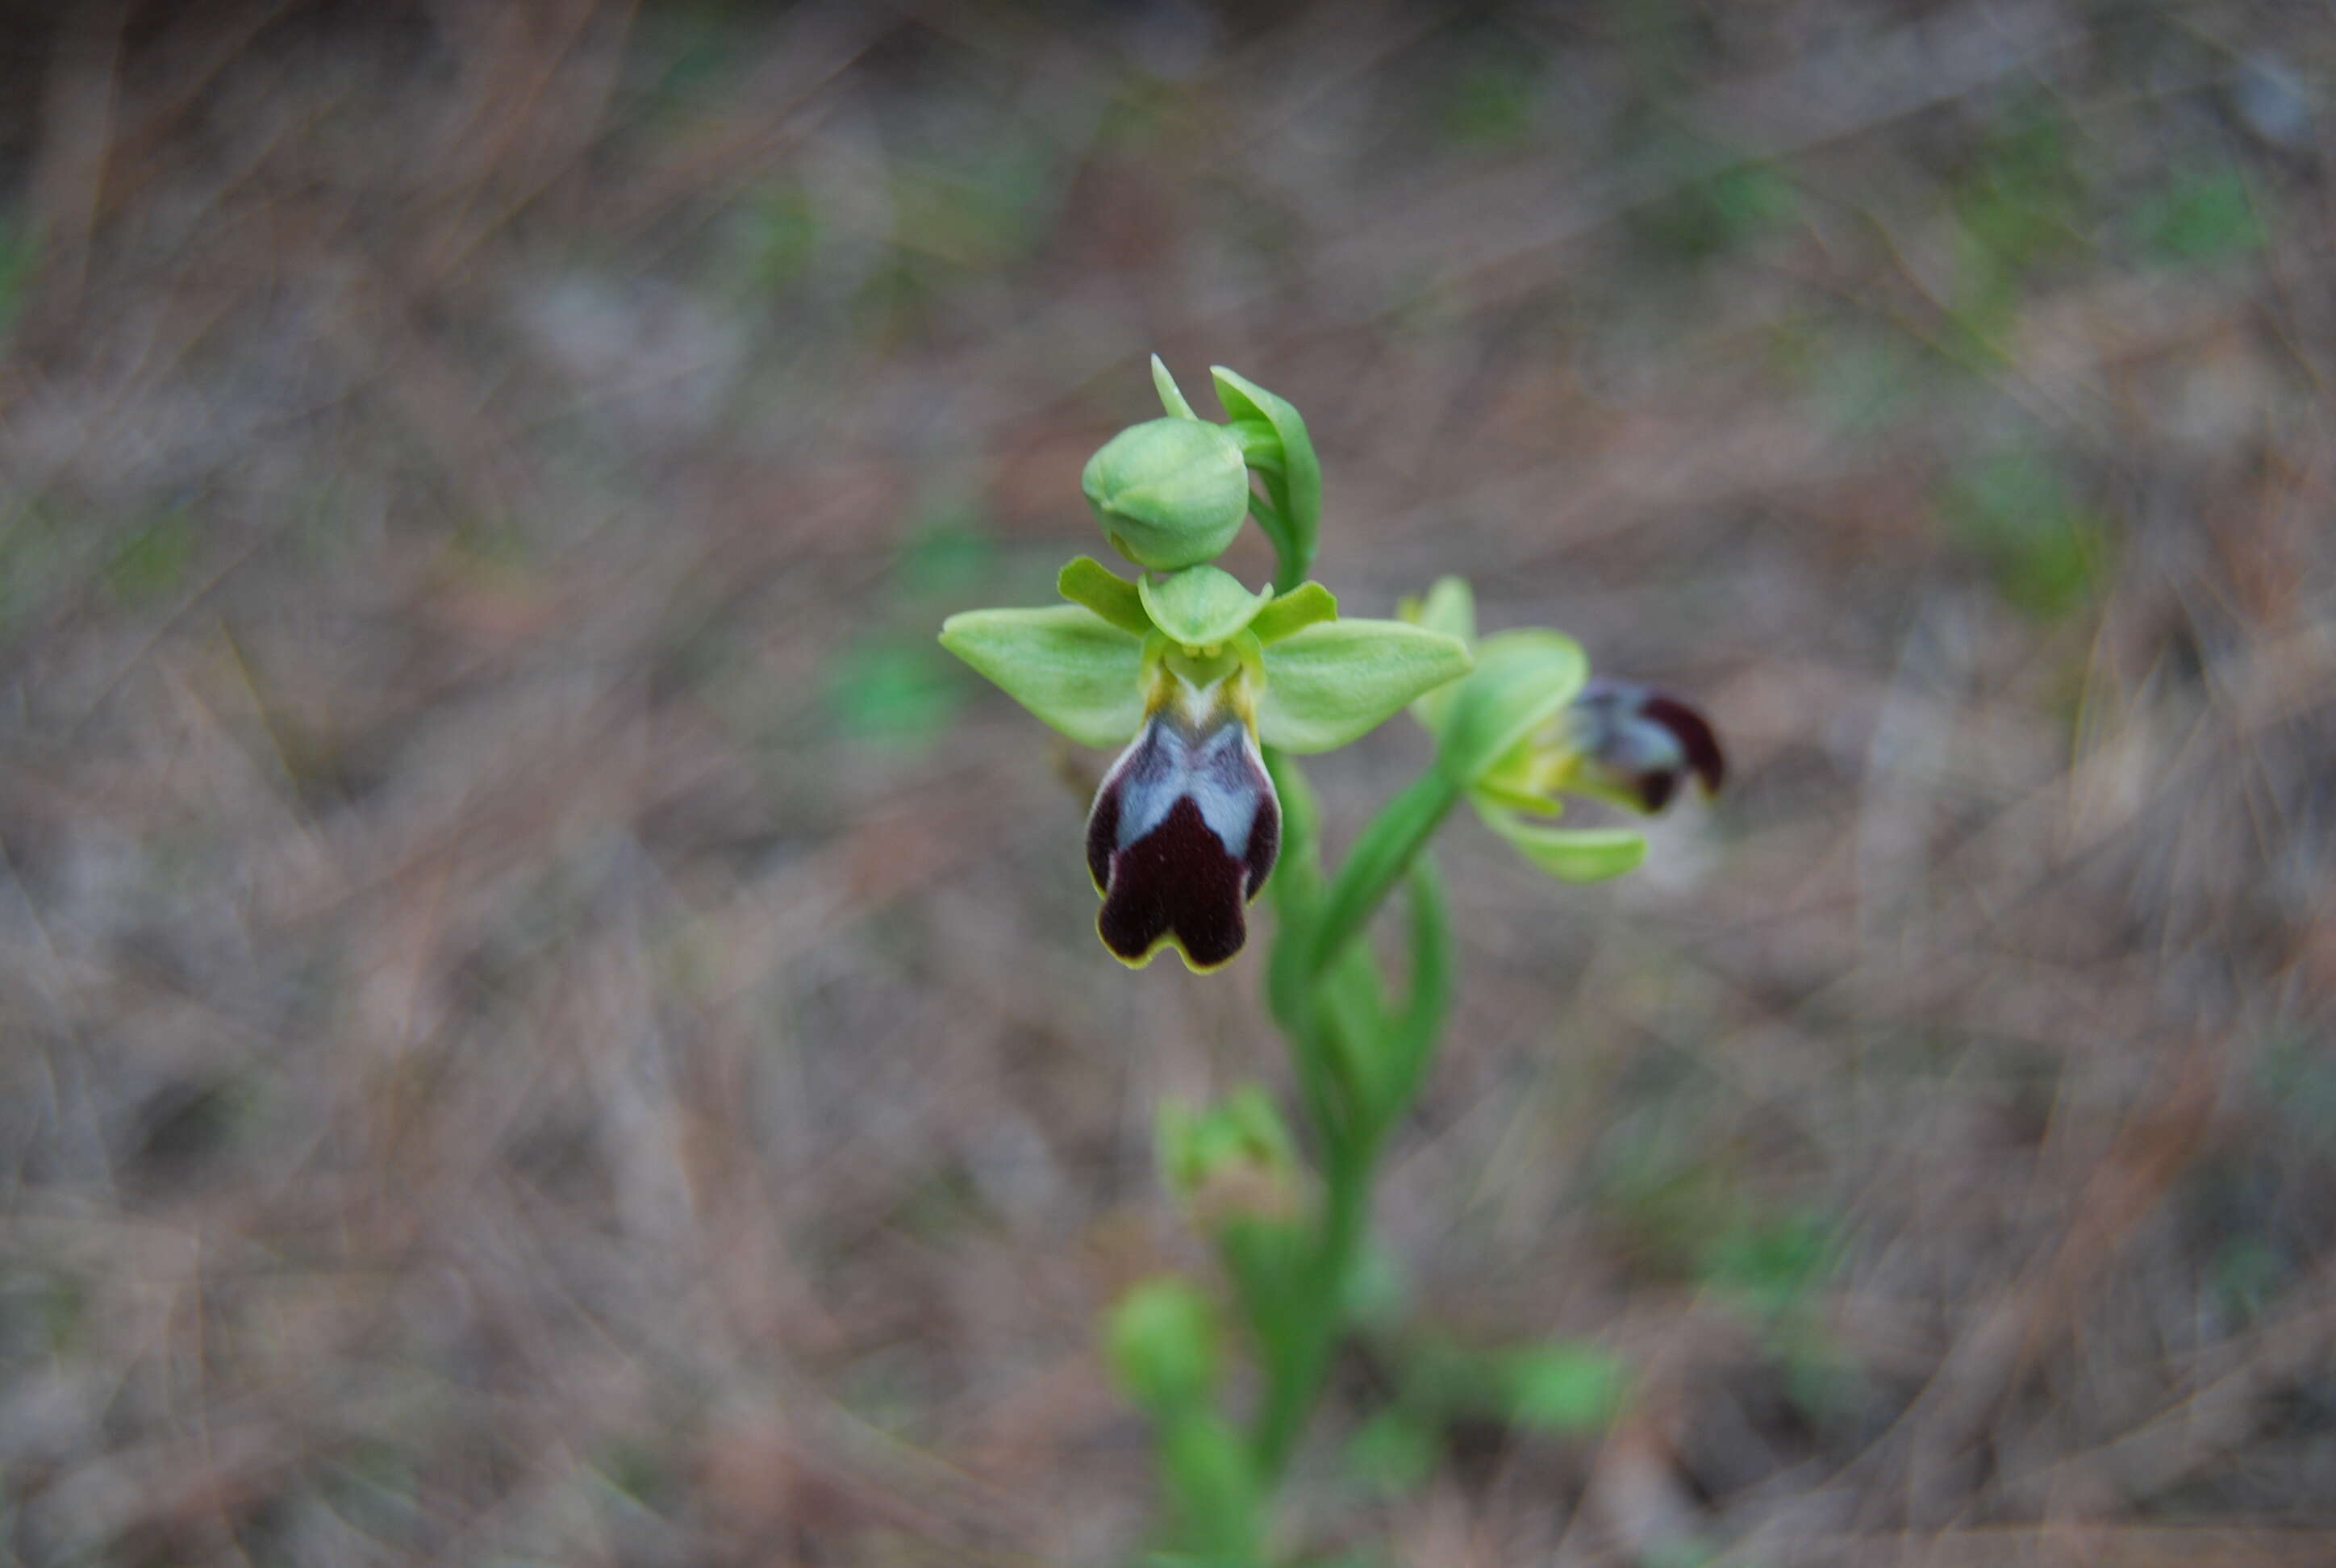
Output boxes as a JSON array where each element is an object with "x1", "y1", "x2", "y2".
[
  {"x1": 1104, "y1": 1276, "x2": 1220, "y2": 1412},
  {"x1": 1082, "y1": 417, "x2": 1251, "y2": 570}
]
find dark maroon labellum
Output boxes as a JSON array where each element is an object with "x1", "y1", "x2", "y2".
[
  {"x1": 1571, "y1": 679, "x2": 1725, "y2": 813},
  {"x1": 1086, "y1": 706, "x2": 1280, "y2": 970}
]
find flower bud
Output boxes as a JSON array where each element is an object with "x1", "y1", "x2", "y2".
[
  {"x1": 1103, "y1": 1276, "x2": 1220, "y2": 1412},
  {"x1": 1082, "y1": 417, "x2": 1252, "y2": 570},
  {"x1": 1158, "y1": 1089, "x2": 1304, "y2": 1227}
]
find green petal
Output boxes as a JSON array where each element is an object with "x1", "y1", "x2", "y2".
[
  {"x1": 1477, "y1": 804, "x2": 1646, "y2": 882},
  {"x1": 1433, "y1": 629, "x2": 1587, "y2": 786},
  {"x1": 1255, "y1": 620, "x2": 1473, "y2": 753},
  {"x1": 1139, "y1": 564, "x2": 1274, "y2": 648},
  {"x1": 1401, "y1": 577, "x2": 1478, "y2": 732},
  {"x1": 937, "y1": 604, "x2": 1145, "y2": 749},
  {"x1": 1151, "y1": 353, "x2": 1200, "y2": 420},
  {"x1": 1248, "y1": 581, "x2": 1337, "y2": 644},
  {"x1": 1057, "y1": 556, "x2": 1153, "y2": 635}
]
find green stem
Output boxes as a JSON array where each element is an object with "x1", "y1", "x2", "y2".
[
  {"x1": 1249, "y1": 1126, "x2": 1376, "y2": 1481},
  {"x1": 1245, "y1": 769, "x2": 1463, "y2": 1486},
  {"x1": 1306, "y1": 768, "x2": 1462, "y2": 980},
  {"x1": 1262, "y1": 749, "x2": 1348, "y2": 1162}
]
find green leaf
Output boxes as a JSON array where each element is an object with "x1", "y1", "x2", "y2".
[
  {"x1": 1381, "y1": 854, "x2": 1455, "y2": 1118},
  {"x1": 1211, "y1": 365, "x2": 1322, "y2": 588},
  {"x1": 1138, "y1": 563, "x2": 1274, "y2": 648},
  {"x1": 1249, "y1": 581, "x2": 1337, "y2": 644},
  {"x1": 1431, "y1": 629, "x2": 1587, "y2": 786},
  {"x1": 1150, "y1": 352, "x2": 1199, "y2": 419},
  {"x1": 1157, "y1": 1410, "x2": 1265, "y2": 1557},
  {"x1": 1345, "y1": 1410, "x2": 1439, "y2": 1496},
  {"x1": 1056, "y1": 555, "x2": 1152, "y2": 634},
  {"x1": 937, "y1": 604, "x2": 1143, "y2": 749},
  {"x1": 1500, "y1": 1343, "x2": 1627, "y2": 1435},
  {"x1": 1254, "y1": 620, "x2": 1473, "y2": 754},
  {"x1": 1475, "y1": 808, "x2": 1647, "y2": 882},
  {"x1": 1321, "y1": 940, "x2": 1391, "y2": 1110}
]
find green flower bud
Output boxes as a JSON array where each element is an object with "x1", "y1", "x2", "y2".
[
  {"x1": 1158, "y1": 1087, "x2": 1304, "y2": 1226},
  {"x1": 1082, "y1": 417, "x2": 1252, "y2": 570},
  {"x1": 1104, "y1": 1276, "x2": 1220, "y2": 1412}
]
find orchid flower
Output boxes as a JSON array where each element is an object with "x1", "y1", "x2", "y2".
[
  {"x1": 1404, "y1": 576, "x2": 1723, "y2": 881},
  {"x1": 943, "y1": 558, "x2": 1470, "y2": 970}
]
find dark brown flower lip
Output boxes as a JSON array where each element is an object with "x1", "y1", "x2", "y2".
[
  {"x1": 1571, "y1": 678, "x2": 1725, "y2": 813},
  {"x1": 1086, "y1": 704, "x2": 1280, "y2": 971}
]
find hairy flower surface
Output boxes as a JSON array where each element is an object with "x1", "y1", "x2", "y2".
[
  {"x1": 1087, "y1": 677, "x2": 1279, "y2": 969},
  {"x1": 943, "y1": 559, "x2": 1470, "y2": 970}
]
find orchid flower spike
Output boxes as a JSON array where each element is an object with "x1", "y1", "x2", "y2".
[{"x1": 943, "y1": 560, "x2": 1471, "y2": 970}]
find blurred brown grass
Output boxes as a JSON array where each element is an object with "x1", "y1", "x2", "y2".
[{"x1": 1, "y1": 1, "x2": 2333, "y2": 1562}]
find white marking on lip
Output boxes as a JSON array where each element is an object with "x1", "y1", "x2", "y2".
[{"x1": 1110, "y1": 678, "x2": 1265, "y2": 857}]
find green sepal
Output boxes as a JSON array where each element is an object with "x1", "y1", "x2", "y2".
[
  {"x1": 1139, "y1": 563, "x2": 1274, "y2": 648},
  {"x1": 1254, "y1": 620, "x2": 1473, "y2": 754},
  {"x1": 1401, "y1": 576, "x2": 1479, "y2": 732},
  {"x1": 1432, "y1": 629, "x2": 1587, "y2": 787},
  {"x1": 1405, "y1": 576, "x2": 1478, "y2": 643},
  {"x1": 1212, "y1": 365, "x2": 1321, "y2": 589},
  {"x1": 1150, "y1": 352, "x2": 1199, "y2": 420},
  {"x1": 936, "y1": 604, "x2": 1144, "y2": 749},
  {"x1": 1056, "y1": 555, "x2": 1153, "y2": 635},
  {"x1": 1248, "y1": 581, "x2": 1337, "y2": 644},
  {"x1": 1477, "y1": 806, "x2": 1647, "y2": 882}
]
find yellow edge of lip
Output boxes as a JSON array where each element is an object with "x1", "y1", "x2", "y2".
[{"x1": 1101, "y1": 929, "x2": 1241, "y2": 975}]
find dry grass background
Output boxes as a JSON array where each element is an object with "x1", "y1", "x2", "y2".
[{"x1": 0, "y1": 1, "x2": 2333, "y2": 1563}]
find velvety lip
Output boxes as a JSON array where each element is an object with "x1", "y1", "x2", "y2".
[
  {"x1": 1572, "y1": 679, "x2": 1725, "y2": 812},
  {"x1": 1086, "y1": 704, "x2": 1280, "y2": 970}
]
